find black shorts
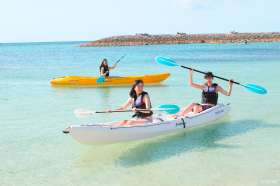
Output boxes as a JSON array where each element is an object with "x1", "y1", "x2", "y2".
[
  {"x1": 132, "y1": 111, "x2": 153, "y2": 119},
  {"x1": 201, "y1": 104, "x2": 213, "y2": 111},
  {"x1": 193, "y1": 103, "x2": 213, "y2": 111}
]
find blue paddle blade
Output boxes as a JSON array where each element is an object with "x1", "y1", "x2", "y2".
[
  {"x1": 155, "y1": 56, "x2": 179, "y2": 67},
  {"x1": 158, "y1": 104, "x2": 180, "y2": 114},
  {"x1": 96, "y1": 76, "x2": 105, "y2": 83},
  {"x1": 243, "y1": 83, "x2": 267, "y2": 95}
]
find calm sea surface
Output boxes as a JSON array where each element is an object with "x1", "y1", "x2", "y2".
[{"x1": 1, "y1": 42, "x2": 280, "y2": 186}]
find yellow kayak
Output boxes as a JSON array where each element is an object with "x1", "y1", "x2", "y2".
[{"x1": 50, "y1": 73, "x2": 170, "y2": 87}]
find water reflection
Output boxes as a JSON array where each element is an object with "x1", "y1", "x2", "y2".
[{"x1": 117, "y1": 119, "x2": 278, "y2": 167}]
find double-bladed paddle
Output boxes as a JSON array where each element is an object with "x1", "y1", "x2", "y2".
[
  {"x1": 74, "y1": 104, "x2": 180, "y2": 117},
  {"x1": 155, "y1": 56, "x2": 267, "y2": 95},
  {"x1": 96, "y1": 55, "x2": 127, "y2": 84}
]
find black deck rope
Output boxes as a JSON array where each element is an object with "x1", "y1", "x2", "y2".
[{"x1": 181, "y1": 118, "x2": 186, "y2": 128}]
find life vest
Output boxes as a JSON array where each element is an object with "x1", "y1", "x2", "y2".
[
  {"x1": 132, "y1": 91, "x2": 153, "y2": 118},
  {"x1": 100, "y1": 65, "x2": 109, "y2": 77},
  {"x1": 201, "y1": 83, "x2": 218, "y2": 105}
]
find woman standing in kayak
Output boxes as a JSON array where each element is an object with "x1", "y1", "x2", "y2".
[
  {"x1": 111, "y1": 80, "x2": 153, "y2": 126},
  {"x1": 176, "y1": 69, "x2": 233, "y2": 116},
  {"x1": 99, "y1": 58, "x2": 118, "y2": 77}
]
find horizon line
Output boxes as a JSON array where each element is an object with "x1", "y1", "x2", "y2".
[{"x1": 1, "y1": 31, "x2": 279, "y2": 45}]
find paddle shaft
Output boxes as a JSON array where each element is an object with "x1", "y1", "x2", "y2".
[
  {"x1": 114, "y1": 55, "x2": 126, "y2": 65},
  {"x1": 96, "y1": 108, "x2": 163, "y2": 114},
  {"x1": 96, "y1": 110, "x2": 131, "y2": 113},
  {"x1": 180, "y1": 65, "x2": 241, "y2": 86}
]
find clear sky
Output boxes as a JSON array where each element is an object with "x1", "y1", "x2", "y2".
[{"x1": 0, "y1": 0, "x2": 279, "y2": 43}]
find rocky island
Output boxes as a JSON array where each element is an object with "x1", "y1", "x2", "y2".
[{"x1": 81, "y1": 32, "x2": 280, "y2": 47}]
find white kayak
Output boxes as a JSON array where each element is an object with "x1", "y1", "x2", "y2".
[{"x1": 64, "y1": 103, "x2": 230, "y2": 144}]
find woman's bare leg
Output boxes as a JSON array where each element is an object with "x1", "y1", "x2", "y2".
[
  {"x1": 113, "y1": 117, "x2": 151, "y2": 126},
  {"x1": 113, "y1": 120, "x2": 129, "y2": 126},
  {"x1": 193, "y1": 104, "x2": 203, "y2": 114},
  {"x1": 126, "y1": 117, "x2": 153, "y2": 125},
  {"x1": 178, "y1": 103, "x2": 197, "y2": 116},
  {"x1": 168, "y1": 103, "x2": 196, "y2": 119}
]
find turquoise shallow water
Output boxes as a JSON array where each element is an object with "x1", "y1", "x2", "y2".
[{"x1": 1, "y1": 42, "x2": 280, "y2": 186}]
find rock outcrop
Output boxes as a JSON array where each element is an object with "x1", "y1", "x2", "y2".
[{"x1": 81, "y1": 32, "x2": 280, "y2": 47}]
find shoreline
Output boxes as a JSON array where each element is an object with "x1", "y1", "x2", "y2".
[{"x1": 81, "y1": 32, "x2": 280, "y2": 47}]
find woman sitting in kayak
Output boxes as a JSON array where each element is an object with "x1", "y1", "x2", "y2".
[
  {"x1": 111, "y1": 80, "x2": 153, "y2": 126},
  {"x1": 176, "y1": 69, "x2": 233, "y2": 116},
  {"x1": 99, "y1": 58, "x2": 118, "y2": 77}
]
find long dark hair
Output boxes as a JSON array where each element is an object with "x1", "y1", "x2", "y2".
[
  {"x1": 99, "y1": 58, "x2": 108, "y2": 71},
  {"x1": 129, "y1": 80, "x2": 144, "y2": 99}
]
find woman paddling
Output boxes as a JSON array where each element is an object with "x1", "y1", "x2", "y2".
[
  {"x1": 176, "y1": 69, "x2": 233, "y2": 116},
  {"x1": 99, "y1": 58, "x2": 118, "y2": 77},
  {"x1": 111, "y1": 80, "x2": 153, "y2": 126}
]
